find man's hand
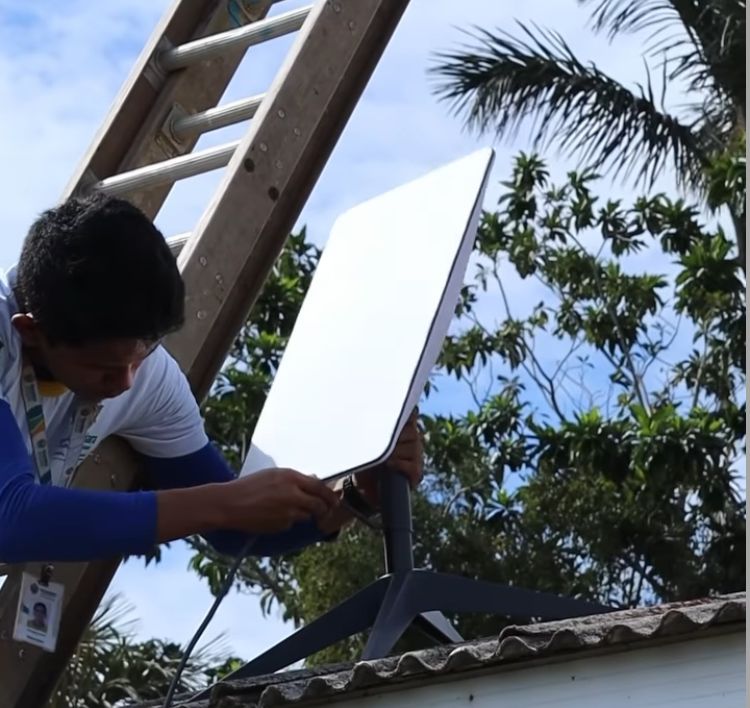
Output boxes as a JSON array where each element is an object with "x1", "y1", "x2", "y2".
[
  {"x1": 313, "y1": 411, "x2": 425, "y2": 536},
  {"x1": 212, "y1": 468, "x2": 339, "y2": 534},
  {"x1": 383, "y1": 408, "x2": 424, "y2": 486},
  {"x1": 354, "y1": 409, "x2": 424, "y2": 507}
]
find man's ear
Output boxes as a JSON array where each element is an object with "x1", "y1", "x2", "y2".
[{"x1": 10, "y1": 313, "x2": 44, "y2": 348}]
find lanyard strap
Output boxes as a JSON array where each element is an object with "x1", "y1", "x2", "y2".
[
  {"x1": 20, "y1": 361, "x2": 52, "y2": 485},
  {"x1": 19, "y1": 360, "x2": 99, "y2": 485}
]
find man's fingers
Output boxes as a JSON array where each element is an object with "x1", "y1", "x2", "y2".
[
  {"x1": 294, "y1": 472, "x2": 340, "y2": 508},
  {"x1": 387, "y1": 457, "x2": 421, "y2": 472},
  {"x1": 290, "y1": 488, "x2": 333, "y2": 519},
  {"x1": 289, "y1": 507, "x2": 316, "y2": 524},
  {"x1": 385, "y1": 459, "x2": 422, "y2": 487},
  {"x1": 395, "y1": 427, "x2": 419, "y2": 443},
  {"x1": 392, "y1": 442, "x2": 422, "y2": 460}
]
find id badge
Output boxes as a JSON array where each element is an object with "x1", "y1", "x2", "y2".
[{"x1": 13, "y1": 571, "x2": 64, "y2": 652}]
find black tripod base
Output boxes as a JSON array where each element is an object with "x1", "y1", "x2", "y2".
[
  {"x1": 226, "y1": 568, "x2": 607, "y2": 681},
  {"x1": 205, "y1": 470, "x2": 611, "y2": 692}
]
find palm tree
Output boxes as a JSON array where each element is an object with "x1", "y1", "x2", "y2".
[
  {"x1": 431, "y1": 0, "x2": 745, "y2": 265},
  {"x1": 50, "y1": 594, "x2": 240, "y2": 708}
]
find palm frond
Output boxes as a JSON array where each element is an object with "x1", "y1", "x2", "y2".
[
  {"x1": 581, "y1": 0, "x2": 743, "y2": 41},
  {"x1": 583, "y1": 0, "x2": 692, "y2": 38},
  {"x1": 52, "y1": 593, "x2": 237, "y2": 708},
  {"x1": 431, "y1": 23, "x2": 706, "y2": 191},
  {"x1": 580, "y1": 0, "x2": 745, "y2": 118},
  {"x1": 691, "y1": 100, "x2": 737, "y2": 150}
]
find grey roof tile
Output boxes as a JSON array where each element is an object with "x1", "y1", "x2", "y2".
[{"x1": 146, "y1": 592, "x2": 744, "y2": 708}]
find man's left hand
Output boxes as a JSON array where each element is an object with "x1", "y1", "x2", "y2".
[
  {"x1": 315, "y1": 410, "x2": 424, "y2": 535},
  {"x1": 355, "y1": 409, "x2": 423, "y2": 507}
]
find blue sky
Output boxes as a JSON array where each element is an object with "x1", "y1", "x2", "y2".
[{"x1": 0, "y1": 0, "x2": 741, "y2": 664}]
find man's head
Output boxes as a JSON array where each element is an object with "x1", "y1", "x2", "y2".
[{"x1": 11, "y1": 193, "x2": 184, "y2": 400}]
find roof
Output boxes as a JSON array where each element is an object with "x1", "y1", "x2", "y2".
[{"x1": 153, "y1": 592, "x2": 745, "y2": 708}]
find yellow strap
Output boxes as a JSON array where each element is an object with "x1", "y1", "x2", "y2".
[{"x1": 36, "y1": 380, "x2": 69, "y2": 398}]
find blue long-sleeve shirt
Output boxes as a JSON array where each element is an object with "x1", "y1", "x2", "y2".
[{"x1": 0, "y1": 400, "x2": 329, "y2": 563}]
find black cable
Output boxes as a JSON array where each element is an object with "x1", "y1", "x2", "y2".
[
  {"x1": 162, "y1": 536, "x2": 257, "y2": 708},
  {"x1": 162, "y1": 496, "x2": 420, "y2": 707}
]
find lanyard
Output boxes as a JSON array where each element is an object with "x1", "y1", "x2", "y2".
[{"x1": 19, "y1": 360, "x2": 100, "y2": 486}]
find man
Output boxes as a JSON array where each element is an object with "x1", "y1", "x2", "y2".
[
  {"x1": 0, "y1": 193, "x2": 422, "y2": 563},
  {"x1": 28, "y1": 602, "x2": 48, "y2": 633}
]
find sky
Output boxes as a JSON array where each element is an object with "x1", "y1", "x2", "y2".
[{"x1": 0, "y1": 0, "x2": 740, "y2": 667}]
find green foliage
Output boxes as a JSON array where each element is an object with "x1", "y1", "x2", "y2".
[
  {"x1": 191, "y1": 151, "x2": 744, "y2": 666},
  {"x1": 52, "y1": 594, "x2": 239, "y2": 708}
]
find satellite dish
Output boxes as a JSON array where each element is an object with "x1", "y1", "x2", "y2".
[
  {"x1": 225, "y1": 148, "x2": 609, "y2": 684},
  {"x1": 241, "y1": 148, "x2": 495, "y2": 481}
]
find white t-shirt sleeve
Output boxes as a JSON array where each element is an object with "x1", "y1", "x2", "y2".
[
  {"x1": 0, "y1": 339, "x2": 12, "y2": 405},
  {"x1": 116, "y1": 346, "x2": 209, "y2": 458},
  {"x1": 0, "y1": 278, "x2": 21, "y2": 407}
]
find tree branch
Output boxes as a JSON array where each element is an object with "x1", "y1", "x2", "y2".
[
  {"x1": 690, "y1": 323, "x2": 710, "y2": 410},
  {"x1": 493, "y1": 264, "x2": 569, "y2": 421},
  {"x1": 570, "y1": 233, "x2": 652, "y2": 413}
]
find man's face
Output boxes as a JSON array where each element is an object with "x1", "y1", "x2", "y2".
[
  {"x1": 37, "y1": 338, "x2": 156, "y2": 401},
  {"x1": 12, "y1": 314, "x2": 157, "y2": 401},
  {"x1": 33, "y1": 604, "x2": 46, "y2": 624}
]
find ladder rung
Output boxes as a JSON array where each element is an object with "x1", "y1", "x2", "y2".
[
  {"x1": 160, "y1": 6, "x2": 312, "y2": 71},
  {"x1": 95, "y1": 142, "x2": 239, "y2": 197},
  {"x1": 172, "y1": 94, "x2": 265, "y2": 140},
  {"x1": 167, "y1": 232, "x2": 190, "y2": 256}
]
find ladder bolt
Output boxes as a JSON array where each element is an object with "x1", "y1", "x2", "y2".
[
  {"x1": 333, "y1": 2, "x2": 341, "y2": 11},
  {"x1": 199, "y1": 256, "x2": 208, "y2": 267},
  {"x1": 243, "y1": 158, "x2": 255, "y2": 172},
  {"x1": 259, "y1": 142, "x2": 268, "y2": 152},
  {"x1": 277, "y1": 108, "x2": 286, "y2": 119},
  {"x1": 197, "y1": 310, "x2": 208, "y2": 320},
  {"x1": 349, "y1": 21, "x2": 356, "y2": 30},
  {"x1": 17, "y1": 649, "x2": 25, "y2": 660},
  {"x1": 268, "y1": 187, "x2": 280, "y2": 201},
  {"x1": 275, "y1": 160, "x2": 283, "y2": 169}
]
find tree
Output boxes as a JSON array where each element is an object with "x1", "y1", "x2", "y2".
[
  {"x1": 430, "y1": 0, "x2": 746, "y2": 266},
  {"x1": 190, "y1": 151, "x2": 745, "y2": 665},
  {"x1": 52, "y1": 594, "x2": 240, "y2": 708}
]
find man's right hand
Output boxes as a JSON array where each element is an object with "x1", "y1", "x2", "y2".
[
  {"x1": 155, "y1": 467, "x2": 340, "y2": 544},
  {"x1": 219, "y1": 468, "x2": 340, "y2": 533}
]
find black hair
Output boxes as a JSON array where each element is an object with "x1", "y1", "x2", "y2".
[
  {"x1": 16, "y1": 192, "x2": 184, "y2": 345},
  {"x1": 33, "y1": 602, "x2": 47, "y2": 614}
]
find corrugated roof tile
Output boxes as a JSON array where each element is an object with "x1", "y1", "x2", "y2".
[{"x1": 142, "y1": 592, "x2": 744, "y2": 708}]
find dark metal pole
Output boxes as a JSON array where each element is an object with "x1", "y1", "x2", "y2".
[{"x1": 379, "y1": 469, "x2": 414, "y2": 574}]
